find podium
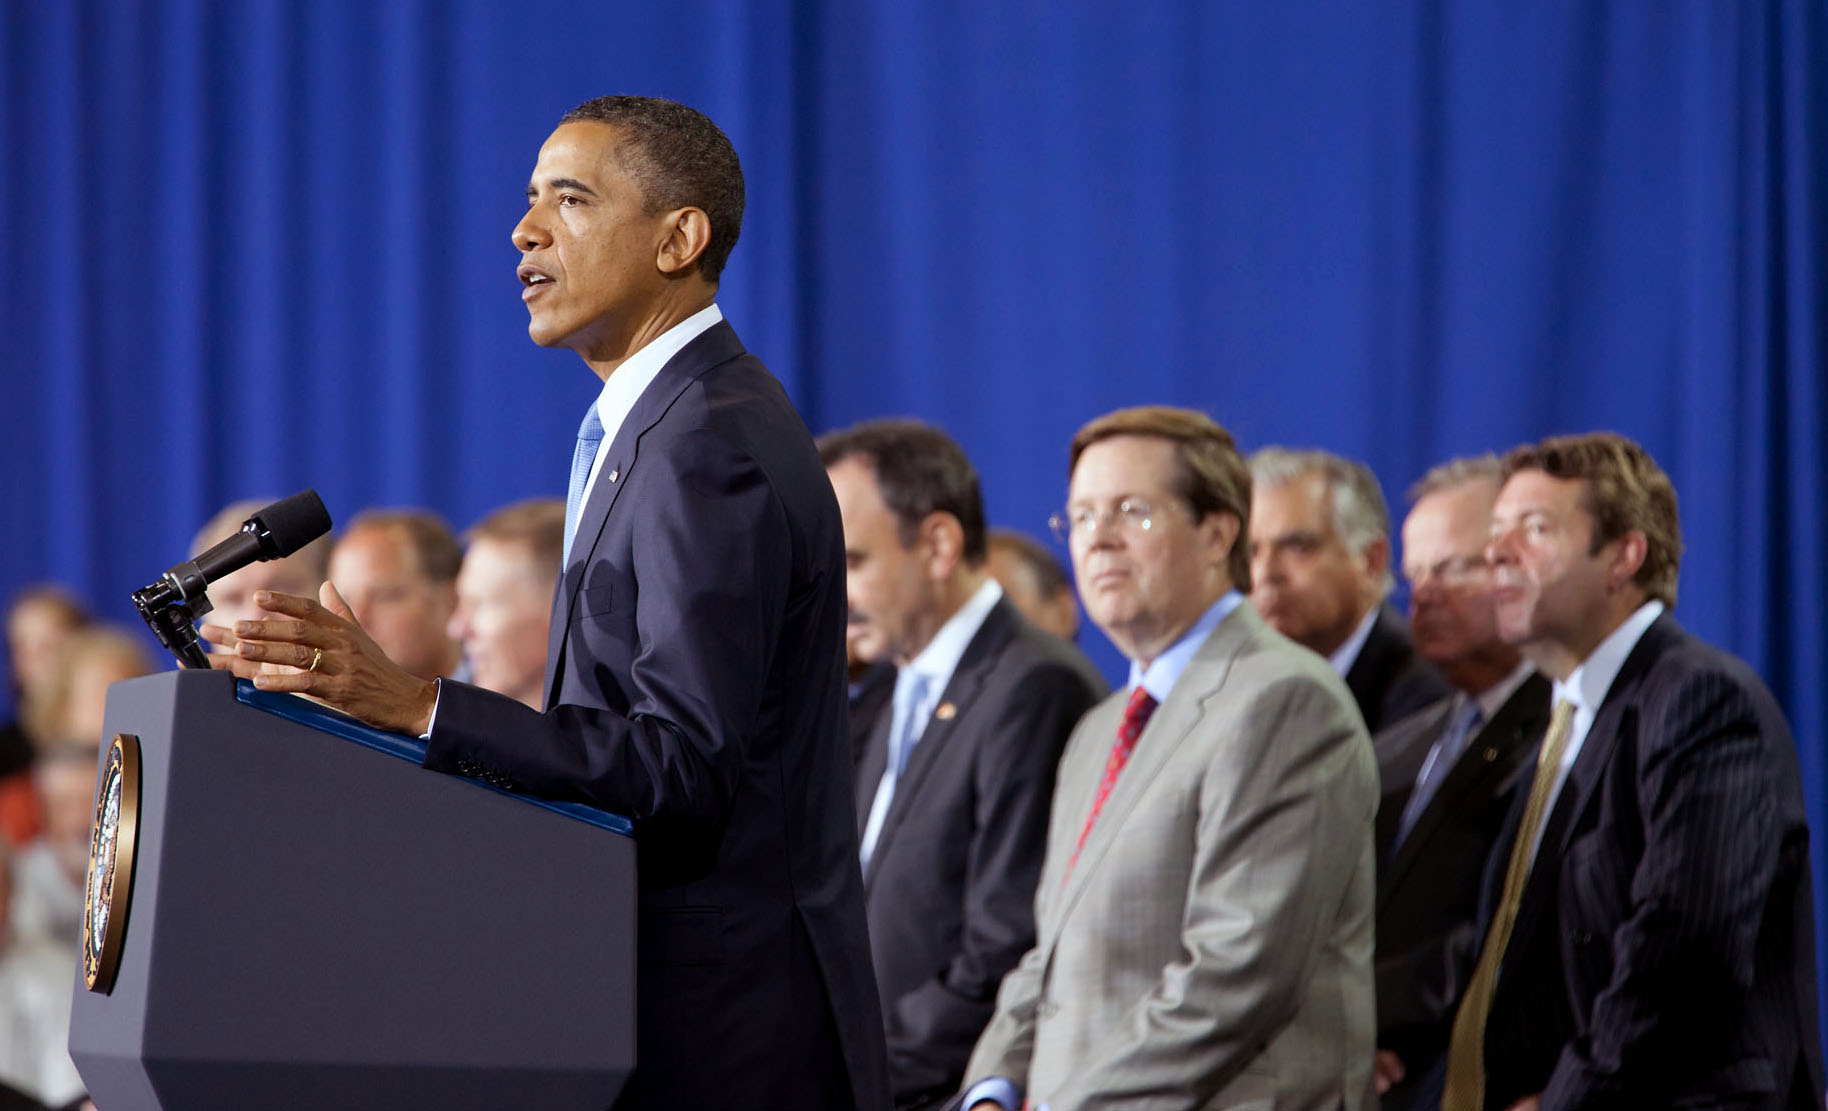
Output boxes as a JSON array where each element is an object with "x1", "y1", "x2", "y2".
[{"x1": 68, "y1": 670, "x2": 637, "y2": 1110}]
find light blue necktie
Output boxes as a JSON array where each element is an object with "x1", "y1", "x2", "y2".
[
  {"x1": 1394, "y1": 697, "x2": 1483, "y2": 847},
  {"x1": 859, "y1": 671, "x2": 932, "y2": 869},
  {"x1": 563, "y1": 403, "x2": 606, "y2": 559}
]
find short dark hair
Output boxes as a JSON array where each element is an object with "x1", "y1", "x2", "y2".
[
  {"x1": 1070, "y1": 406, "x2": 1254, "y2": 592},
  {"x1": 343, "y1": 509, "x2": 463, "y2": 585},
  {"x1": 987, "y1": 529, "x2": 1072, "y2": 599},
  {"x1": 559, "y1": 96, "x2": 745, "y2": 283},
  {"x1": 1502, "y1": 432, "x2": 1682, "y2": 607},
  {"x1": 817, "y1": 420, "x2": 988, "y2": 565}
]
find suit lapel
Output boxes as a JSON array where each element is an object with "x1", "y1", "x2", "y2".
[
  {"x1": 1373, "y1": 696, "x2": 1456, "y2": 864},
  {"x1": 540, "y1": 322, "x2": 748, "y2": 707},
  {"x1": 1379, "y1": 676, "x2": 1549, "y2": 909},
  {"x1": 865, "y1": 601, "x2": 1018, "y2": 888},
  {"x1": 1504, "y1": 617, "x2": 1679, "y2": 965},
  {"x1": 1050, "y1": 606, "x2": 1254, "y2": 932}
]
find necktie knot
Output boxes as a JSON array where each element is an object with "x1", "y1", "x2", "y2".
[{"x1": 1118, "y1": 686, "x2": 1158, "y2": 745}]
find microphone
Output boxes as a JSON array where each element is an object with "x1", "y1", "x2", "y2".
[{"x1": 132, "y1": 490, "x2": 333, "y2": 669}]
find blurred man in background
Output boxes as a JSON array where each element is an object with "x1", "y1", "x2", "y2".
[
  {"x1": 984, "y1": 528, "x2": 1079, "y2": 642},
  {"x1": 449, "y1": 499, "x2": 565, "y2": 709},
  {"x1": 1370, "y1": 456, "x2": 1548, "y2": 1109},
  {"x1": 328, "y1": 509, "x2": 463, "y2": 681},
  {"x1": 821, "y1": 419, "x2": 1105, "y2": 1108},
  {"x1": 1248, "y1": 447, "x2": 1449, "y2": 732},
  {"x1": 191, "y1": 499, "x2": 332, "y2": 634}
]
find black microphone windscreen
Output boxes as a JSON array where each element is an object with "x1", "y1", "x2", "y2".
[{"x1": 251, "y1": 490, "x2": 333, "y2": 558}]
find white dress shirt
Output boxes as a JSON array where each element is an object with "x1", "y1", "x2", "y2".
[
  {"x1": 568, "y1": 302, "x2": 724, "y2": 561},
  {"x1": 1327, "y1": 604, "x2": 1381, "y2": 677},
  {"x1": 1529, "y1": 599, "x2": 1665, "y2": 863}
]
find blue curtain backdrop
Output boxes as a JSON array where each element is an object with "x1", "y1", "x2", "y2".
[{"x1": 3, "y1": 0, "x2": 1824, "y2": 1028}]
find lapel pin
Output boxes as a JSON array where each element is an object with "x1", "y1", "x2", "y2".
[
  {"x1": 608, "y1": 468, "x2": 620, "y2": 483},
  {"x1": 934, "y1": 702, "x2": 957, "y2": 721},
  {"x1": 1482, "y1": 747, "x2": 1498, "y2": 762}
]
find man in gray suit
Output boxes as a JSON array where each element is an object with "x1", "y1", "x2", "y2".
[{"x1": 962, "y1": 406, "x2": 1377, "y2": 1111}]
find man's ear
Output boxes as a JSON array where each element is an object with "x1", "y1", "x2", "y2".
[
  {"x1": 656, "y1": 207, "x2": 712, "y2": 276},
  {"x1": 1607, "y1": 530, "x2": 1649, "y2": 593},
  {"x1": 1204, "y1": 511, "x2": 1241, "y2": 569},
  {"x1": 918, "y1": 512, "x2": 965, "y2": 581}
]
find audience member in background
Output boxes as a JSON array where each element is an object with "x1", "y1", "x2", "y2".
[
  {"x1": 1369, "y1": 456, "x2": 1549, "y2": 1110},
  {"x1": 0, "y1": 839, "x2": 85, "y2": 1109},
  {"x1": 964, "y1": 407, "x2": 1375, "y2": 1111},
  {"x1": 985, "y1": 528, "x2": 1079, "y2": 641},
  {"x1": 29, "y1": 627, "x2": 154, "y2": 749},
  {"x1": 1248, "y1": 447, "x2": 1450, "y2": 732},
  {"x1": 0, "y1": 588, "x2": 88, "y2": 845},
  {"x1": 191, "y1": 498, "x2": 332, "y2": 634},
  {"x1": 10, "y1": 744, "x2": 98, "y2": 948},
  {"x1": 327, "y1": 509, "x2": 463, "y2": 681},
  {"x1": 449, "y1": 498, "x2": 565, "y2": 710},
  {"x1": 820, "y1": 420, "x2": 1106, "y2": 1109},
  {"x1": 1440, "y1": 433, "x2": 1822, "y2": 1110}
]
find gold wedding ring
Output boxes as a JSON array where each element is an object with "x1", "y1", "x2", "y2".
[{"x1": 308, "y1": 647, "x2": 324, "y2": 673}]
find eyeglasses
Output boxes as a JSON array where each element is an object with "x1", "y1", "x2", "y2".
[{"x1": 1049, "y1": 498, "x2": 1165, "y2": 543}]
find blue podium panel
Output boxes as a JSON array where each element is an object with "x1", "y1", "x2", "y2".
[{"x1": 69, "y1": 670, "x2": 636, "y2": 1111}]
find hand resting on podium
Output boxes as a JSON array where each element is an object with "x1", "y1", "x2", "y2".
[{"x1": 201, "y1": 583, "x2": 440, "y2": 737}]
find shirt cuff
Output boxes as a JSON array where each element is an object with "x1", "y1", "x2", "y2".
[
  {"x1": 420, "y1": 677, "x2": 441, "y2": 740},
  {"x1": 962, "y1": 1076, "x2": 1022, "y2": 1111}
]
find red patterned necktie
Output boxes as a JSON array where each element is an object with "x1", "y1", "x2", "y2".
[{"x1": 1065, "y1": 685, "x2": 1159, "y2": 878}]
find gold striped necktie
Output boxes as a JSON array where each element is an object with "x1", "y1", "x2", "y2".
[{"x1": 1441, "y1": 698, "x2": 1577, "y2": 1110}]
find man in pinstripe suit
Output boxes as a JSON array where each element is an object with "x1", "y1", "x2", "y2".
[{"x1": 1448, "y1": 432, "x2": 1822, "y2": 1109}]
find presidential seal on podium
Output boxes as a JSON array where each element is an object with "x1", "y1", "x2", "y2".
[{"x1": 83, "y1": 732, "x2": 143, "y2": 993}]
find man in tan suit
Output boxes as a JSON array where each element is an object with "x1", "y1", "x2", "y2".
[{"x1": 962, "y1": 406, "x2": 1378, "y2": 1111}]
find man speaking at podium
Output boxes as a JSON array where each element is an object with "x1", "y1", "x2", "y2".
[{"x1": 205, "y1": 96, "x2": 891, "y2": 1111}]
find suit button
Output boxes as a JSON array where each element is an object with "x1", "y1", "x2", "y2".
[{"x1": 1037, "y1": 1001, "x2": 1059, "y2": 1018}]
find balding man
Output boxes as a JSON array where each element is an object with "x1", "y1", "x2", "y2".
[
  {"x1": 328, "y1": 509, "x2": 463, "y2": 681},
  {"x1": 1370, "y1": 456, "x2": 1550, "y2": 1110},
  {"x1": 1248, "y1": 448, "x2": 1449, "y2": 732},
  {"x1": 192, "y1": 499, "x2": 331, "y2": 634}
]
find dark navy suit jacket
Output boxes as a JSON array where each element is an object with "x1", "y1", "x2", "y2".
[
  {"x1": 1345, "y1": 604, "x2": 1453, "y2": 735},
  {"x1": 425, "y1": 321, "x2": 891, "y2": 1110},
  {"x1": 856, "y1": 598, "x2": 1105, "y2": 1109},
  {"x1": 1477, "y1": 614, "x2": 1823, "y2": 1109}
]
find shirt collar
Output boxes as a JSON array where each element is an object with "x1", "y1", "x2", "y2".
[
  {"x1": 903, "y1": 579, "x2": 1004, "y2": 690},
  {"x1": 1128, "y1": 591, "x2": 1246, "y2": 703},
  {"x1": 1327, "y1": 604, "x2": 1382, "y2": 677},
  {"x1": 589, "y1": 302, "x2": 723, "y2": 446},
  {"x1": 1552, "y1": 600, "x2": 1665, "y2": 715}
]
